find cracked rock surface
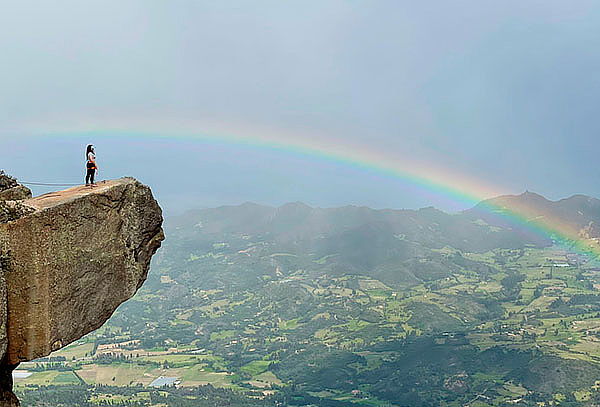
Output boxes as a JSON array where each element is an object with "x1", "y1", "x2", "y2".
[{"x1": 0, "y1": 177, "x2": 164, "y2": 405}]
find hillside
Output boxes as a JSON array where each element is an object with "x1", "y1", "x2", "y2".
[
  {"x1": 465, "y1": 191, "x2": 600, "y2": 246},
  {"x1": 15, "y1": 193, "x2": 600, "y2": 407}
]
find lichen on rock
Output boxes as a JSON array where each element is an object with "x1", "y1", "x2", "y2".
[
  {"x1": 0, "y1": 202, "x2": 34, "y2": 224},
  {"x1": 0, "y1": 172, "x2": 18, "y2": 193},
  {"x1": 0, "y1": 173, "x2": 31, "y2": 203}
]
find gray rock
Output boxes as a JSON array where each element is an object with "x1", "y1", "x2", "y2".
[
  {"x1": 0, "y1": 186, "x2": 31, "y2": 202},
  {"x1": 0, "y1": 177, "x2": 164, "y2": 405}
]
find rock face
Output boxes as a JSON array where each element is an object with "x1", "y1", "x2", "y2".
[
  {"x1": 0, "y1": 187, "x2": 31, "y2": 202},
  {"x1": 0, "y1": 173, "x2": 31, "y2": 202},
  {"x1": 0, "y1": 177, "x2": 164, "y2": 405}
]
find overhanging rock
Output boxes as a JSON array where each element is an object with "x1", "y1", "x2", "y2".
[{"x1": 0, "y1": 178, "x2": 164, "y2": 367}]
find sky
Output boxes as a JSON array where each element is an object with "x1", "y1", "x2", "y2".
[{"x1": 1, "y1": 1, "x2": 600, "y2": 214}]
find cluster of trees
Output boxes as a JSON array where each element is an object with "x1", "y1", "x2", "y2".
[{"x1": 18, "y1": 385, "x2": 276, "y2": 407}]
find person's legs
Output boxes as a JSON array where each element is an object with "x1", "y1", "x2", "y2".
[
  {"x1": 86, "y1": 169, "x2": 94, "y2": 185},
  {"x1": 90, "y1": 169, "x2": 95, "y2": 185}
]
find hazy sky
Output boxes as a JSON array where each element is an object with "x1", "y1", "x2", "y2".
[{"x1": 2, "y1": 1, "x2": 600, "y2": 214}]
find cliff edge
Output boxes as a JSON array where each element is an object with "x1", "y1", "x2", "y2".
[{"x1": 0, "y1": 177, "x2": 164, "y2": 406}]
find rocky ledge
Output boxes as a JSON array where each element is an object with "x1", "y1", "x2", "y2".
[{"x1": 0, "y1": 176, "x2": 164, "y2": 406}]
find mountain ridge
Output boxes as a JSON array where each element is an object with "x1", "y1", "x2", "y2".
[
  {"x1": 169, "y1": 191, "x2": 600, "y2": 245},
  {"x1": 172, "y1": 191, "x2": 600, "y2": 222}
]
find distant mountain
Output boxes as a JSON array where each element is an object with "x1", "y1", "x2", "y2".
[
  {"x1": 164, "y1": 192, "x2": 600, "y2": 290},
  {"x1": 170, "y1": 192, "x2": 600, "y2": 253},
  {"x1": 464, "y1": 191, "x2": 600, "y2": 244},
  {"x1": 164, "y1": 194, "x2": 573, "y2": 290}
]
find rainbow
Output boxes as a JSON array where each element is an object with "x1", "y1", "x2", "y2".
[{"x1": 26, "y1": 116, "x2": 600, "y2": 259}]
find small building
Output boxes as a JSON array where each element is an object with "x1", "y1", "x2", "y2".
[{"x1": 149, "y1": 376, "x2": 179, "y2": 387}]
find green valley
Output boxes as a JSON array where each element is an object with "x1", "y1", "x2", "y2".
[{"x1": 16, "y1": 195, "x2": 600, "y2": 406}]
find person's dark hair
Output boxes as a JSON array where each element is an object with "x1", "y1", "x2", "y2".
[{"x1": 86, "y1": 144, "x2": 94, "y2": 159}]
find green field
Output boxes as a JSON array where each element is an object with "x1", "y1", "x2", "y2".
[
  {"x1": 15, "y1": 371, "x2": 81, "y2": 386},
  {"x1": 21, "y1": 201, "x2": 600, "y2": 406}
]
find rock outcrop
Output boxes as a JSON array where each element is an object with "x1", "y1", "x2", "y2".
[
  {"x1": 0, "y1": 177, "x2": 164, "y2": 406},
  {"x1": 0, "y1": 172, "x2": 31, "y2": 202},
  {"x1": 0, "y1": 187, "x2": 31, "y2": 203}
]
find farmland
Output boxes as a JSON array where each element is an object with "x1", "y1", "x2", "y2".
[{"x1": 16, "y1": 201, "x2": 600, "y2": 406}]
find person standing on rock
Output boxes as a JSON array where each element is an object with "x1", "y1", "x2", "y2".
[{"x1": 85, "y1": 144, "x2": 98, "y2": 186}]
